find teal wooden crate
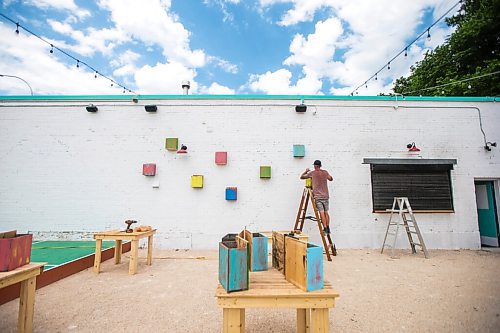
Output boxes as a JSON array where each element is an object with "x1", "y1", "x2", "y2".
[
  {"x1": 218, "y1": 238, "x2": 249, "y2": 292},
  {"x1": 239, "y1": 230, "x2": 268, "y2": 272},
  {"x1": 285, "y1": 237, "x2": 324, "y2": 292}
]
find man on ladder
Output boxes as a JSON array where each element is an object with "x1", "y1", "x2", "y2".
[{"x1": 300, "y1": 160, "x2": 334, "y2": 234}]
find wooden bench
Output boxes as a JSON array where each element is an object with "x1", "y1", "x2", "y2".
[{"x1": 216, "y1": 268, "x2": 339, "y2": 332}]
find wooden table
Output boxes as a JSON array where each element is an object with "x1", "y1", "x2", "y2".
[
  {"x1": 0, "y1": 262, "x2": 46, "y2": 333},
  {"x1": 93, "y1": 229, "x2": 156, "y2": 275},
  {"x1": 216, "y1": 269, "x2": 339, "y2": 333}
]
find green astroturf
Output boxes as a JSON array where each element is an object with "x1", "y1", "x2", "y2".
[{"x1": 30, "y1": 241, "x2": 114, "y2": 270}]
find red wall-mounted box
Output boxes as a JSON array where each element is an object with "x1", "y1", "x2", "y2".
[
  {"x1": 215, "y1": 152, "x2": 227, "y2": 165},
  {"x1": 0, "y1": 231, "x2": 33, "y2": 272},
  {"x1": 143, "y1": 163, "x2": 156, "y2": 176}
]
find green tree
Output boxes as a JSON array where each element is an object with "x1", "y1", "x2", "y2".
[{"x1": 393, "y1": 0, "x2": 500, "y2": 96}]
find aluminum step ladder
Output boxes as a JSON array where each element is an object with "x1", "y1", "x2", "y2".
[
  {"x1": 381, "y1": 197, "x2": 429, "y2": 259},
  {"x1": 294, "y1": 186, "x2": 336, "y2": 261}
]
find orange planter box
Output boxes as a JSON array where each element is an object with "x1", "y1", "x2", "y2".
[{"x1": 0, "y1": 231, "x2": 33, "y2": 272}]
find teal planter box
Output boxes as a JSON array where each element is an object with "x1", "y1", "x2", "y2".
[
  {"x1": 218, "y1": 238, "x2": 249, "y2": 292},
  {"x1": 293, "y1": 145, "x2": 305, "y2": 157},
  {"x1": 226, "y1": 187, "x2": 237, "y2": 200},
  {"x1": 285, "y1": 237, "x2": 324, "y2": 292},
  {"x1": 239, "y1": 230, "x2": 268, "y2": 272}
]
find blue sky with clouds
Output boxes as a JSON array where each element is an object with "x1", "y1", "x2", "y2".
[{"x1": 0, "y1": 0, "x2": 459, "y2": 96}]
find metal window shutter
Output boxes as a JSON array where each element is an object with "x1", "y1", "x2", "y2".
[{"x1": 371, "y1": 170, "x2": 453, "y2": 211}]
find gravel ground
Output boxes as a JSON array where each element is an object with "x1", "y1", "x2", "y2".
[{"x1": 1, "y1": 248, "x2": 500, "y2": 332}]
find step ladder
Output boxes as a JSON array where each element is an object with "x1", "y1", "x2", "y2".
[
  {"x1": 294, "y1": 186, "x2": 336, "y2": 261},
  {"x1": 381, "y1": 197, "x2": 429, "y2": 259}
]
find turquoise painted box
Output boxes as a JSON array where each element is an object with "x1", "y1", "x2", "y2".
[
  {"x1": 285, "y1": 237, "x2": 324, "y2": 292},
  {"x1": 293, "y1": 145, "x2": 305, "y2": 157},
  {"x1": 218, "y1": 237, "x2": 249, "y2": 293},
  {"x1": 239, "y1": 230, "x2": 268, "y2": 272}
]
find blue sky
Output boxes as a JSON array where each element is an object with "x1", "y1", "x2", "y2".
[{"x1": 0, "y1": 0, "x2": 459, "y2": 96}]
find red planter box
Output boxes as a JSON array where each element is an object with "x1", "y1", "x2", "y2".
[{"x1": 0, "y1": 231, "x2": 33, "y2": 272}]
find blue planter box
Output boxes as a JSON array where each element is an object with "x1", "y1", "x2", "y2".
[
  {"x1": 285, "y1": 237, "x2": 324, "y2": 292},
  {"x1": 218, "y1": 238, "x2": 249, "y2": 292},
  {"x1": 240, "y1": 230, "x2": 268, "y2": 272}
]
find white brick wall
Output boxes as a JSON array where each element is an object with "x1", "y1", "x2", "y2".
[{"x1": 0, "y1": 97, "x2": 499, "y2": 249}]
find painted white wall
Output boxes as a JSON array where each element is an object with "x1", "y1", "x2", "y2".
[{"x1": 0, "y1": 97, "x2": 498, "y2": 249}]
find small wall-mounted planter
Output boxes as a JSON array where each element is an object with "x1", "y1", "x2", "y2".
[
  {"x1": 260, "y1": 166, "x2": 271, "y2": 178},
  {"x1": 226, "y1": 187, "x2": 237, "y2": 200},
  {"x1": 293, "y1": 145, "x2": 305, "y2": 157},
  {"x1": 0, "y1": 231, "x2": 33, "y2": 272},
  {"x1": 285, "y1": 237, "x2": 323, "y2": 292},
  {"x1": 165, "y1": 138, "x2": 179, "y2": 151},
  {"x1": 239, "y1": 230, "x2": 268, "y2": 272},
  {"x1": 191, "y1": 175, "x2": 204, "y2": 188},
  {"x1": 215, "y1": 152, "x2": 227, "y2": 165},
  {"x1": 218, "y1": 236, "x2": 249, "y2": 292},
  {"x1": 142, "y1": 163, "x2": 156, "y2": 176}
]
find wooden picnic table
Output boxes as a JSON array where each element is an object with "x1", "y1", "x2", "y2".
[
  {"x1": 0, "y1": 262, "x2": 46, "y2": 333},
  {"x1": 216, "y1": 268, "x2": 339, "y2": 332},
  {"x1": 93, "y1": 229, "x2": 156, "y2": 275}
]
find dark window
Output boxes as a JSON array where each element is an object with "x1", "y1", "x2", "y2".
[{"x1": 370, "y1": 163, "x2": 454, "y2": 212}]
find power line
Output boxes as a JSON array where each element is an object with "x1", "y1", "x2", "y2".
[
  {"x1": 402, "y1": 70, "x2": 500, "y2": 95},
  {"x1": 0, "y1": 12, "x2": 137, "y2": 95},
  {"x1": 349, "y1": 1, "x2": 462, "y2": 96}
]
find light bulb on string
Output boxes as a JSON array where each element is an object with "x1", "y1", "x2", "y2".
[
  {"x1": 427, "y1": 29, "x2": 431, "y2": 41},
  {"x1": 404, "y1": 47, "x2": 408, "y2": 57},
  {"x1": 387, "y1": 62, "x2": 391, "y2": 70},
  {"x1": 375, "y1": 73, "x2": 378, "y2": 81},
  {"x1": 468, "y1": 84, "x2": 472, "y2": 89},
  {"x1": 49, "y1": 44, "x2": 54, "y2": 53},
  {"x1": 111, "y1": 82, "x2": 113, "y2": 87},
  {"x1": 76, "y1": 60, "x2": 79, "y2": 68},
  {"x1": 365, "y1": 82, "x2": 368, "y2": 89},
  {"x1": 95, "y1": 71, "x2": 98, "y2": 79},
  {"x1": 15, "y1": 23, "x2": 19, "y2": 34}
]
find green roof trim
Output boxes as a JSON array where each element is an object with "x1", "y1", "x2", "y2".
[{"x1": 0, "y1": 94, "x2": 497, "y2": 102}]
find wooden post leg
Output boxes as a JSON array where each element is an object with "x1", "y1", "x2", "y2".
[
  {"x1": 147, "y1": 235, "x2": 153, "y2": 265},
  {"x1": 297, "y1": 308, "x2": 311, "y2": 333},
  {"x1": 18, "y1": 276, "x2": 36, "y2": 333},
  {"x1": 223, "y1": 308, "x2": 245, "y2": 333},
  {"x1": 114, "y1": 240, "x2": 122, "y2": 264},
  {"x1": 129, "y1": 239, "x2": 139, "y2": 275},
  {"x1": 93, "y1": 239, "x2": 102, "y2": 274},
  {"x1": 310, "y1": 308, "x2": 329, "y2": 333}
]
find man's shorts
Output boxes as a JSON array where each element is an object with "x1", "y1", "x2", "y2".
[{"x1": 315, "y1": 199, "x2": 329, "y2": 212}]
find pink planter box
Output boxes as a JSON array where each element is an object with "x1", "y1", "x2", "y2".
[{"x1": 0, "y1": 231, "x2": 33, "y2": 272}]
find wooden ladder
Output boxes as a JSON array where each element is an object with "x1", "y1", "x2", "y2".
[
  {"x1": 381, "y1": 197, "x2": 430, "y2": 259},
  {"x1": 294, "y1": 186, "x2": 336, "y2": 261}
]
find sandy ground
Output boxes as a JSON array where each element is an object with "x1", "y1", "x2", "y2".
[{"x1": 1, "y1": 248, "x2": 500, "y2": 333}]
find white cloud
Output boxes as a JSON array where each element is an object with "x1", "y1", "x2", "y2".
[
  {"x1": 134, "y1": 61, "x2": 198, "y2": 94},
  {"x1": 247, "y1": 68, "x2": 322, "y2": 94},
  {"x1": 26, "y1": 0, "x2": 90, "y2": 20},
  {"x1": 256, "y1": 0, "x2": 458, "y2": 95},
  {"x1": 48, "y1": 19, "x2": 127, "y2": 56},
  {"x1": 200, "y1": 82, "x2": 235, "y2": 94},
  {"x1": 0, "y1": 24, "x2": 124, "y2": 95},
  {"x1": 98, "y1": 0, "x2": 206, "y2": 68},
  {"x1": 207, "y1": 56, "x2": 238, "y2": 74}
]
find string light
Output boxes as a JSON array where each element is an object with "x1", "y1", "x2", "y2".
[
  {"x1": 0, "y1": 12, "x2": 137, "y2": 94},
  {"x1": 402, "y1": 70, "x2": 500, "y2": 95},
  {"x1": 426, "y1": 28, "x2": 431, "y2": 41},
  {"x1": 375, "y1": 73, "x2": 378, "y2": 81},
  {"x1": 349, "y1": 1, "x2": 461, "y2": 96}
]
